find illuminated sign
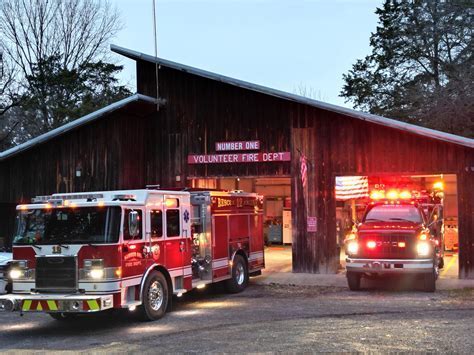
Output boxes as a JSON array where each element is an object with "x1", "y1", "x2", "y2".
[
  {"x1": 188, "y1": 152, "x2": 291, "y2": 164},
  {"x1": 215, "y1": 140, "x2": 260, "y2": 151}
]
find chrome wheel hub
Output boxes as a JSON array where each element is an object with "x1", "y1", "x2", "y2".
[
  {"x1": 149, "y1": 280, "x2": 164, "y2": 311},
  {"x1": 236, "y1": 263, "x2": 245, "y2": 285}
]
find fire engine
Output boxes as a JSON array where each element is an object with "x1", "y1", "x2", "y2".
[
  {"x1": 345, "y1": 189, "x2": 441, "y2": 292},
  {"x1": 0, "y1": 188, "x2": 264, "y2": 320}
]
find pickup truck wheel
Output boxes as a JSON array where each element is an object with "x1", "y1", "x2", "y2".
[
  {"x1": 225, "y1": 255, "x2": 248, "y2": 293},
  {"x1": 48, "y1": 313, "x2": 77, "y2": 321},
  {"x1": 423, "y1": 270, "x2": 436, "y2": 292},
  {"x1": 347, "y1": 272, "x2": 361, "y2": 291},
  {"x1": 138, "y1": 270, "x2": 169, "y2": 321}
]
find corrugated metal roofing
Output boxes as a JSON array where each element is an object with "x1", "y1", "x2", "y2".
[
  {"x1": 111, "y1": 44, "x2": 474, "y2": 149},
  {"x1": 0, "y1": 94, "x2": 158, "y2": 161}
]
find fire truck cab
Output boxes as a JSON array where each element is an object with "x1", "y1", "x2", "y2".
[
  {"x1": 345, "y1": 191, "x2": 441, "y2": 292},
  {"x1": 0, "y1": 189, "x2": 264, "y2": 321}
]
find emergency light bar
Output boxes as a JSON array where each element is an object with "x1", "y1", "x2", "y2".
[
  {"x1": 370, "y1": 189, "x2": 412, "y2": 201},
  {"x1": 32, "y1": 193, "x2": 104, "y2": 203}
]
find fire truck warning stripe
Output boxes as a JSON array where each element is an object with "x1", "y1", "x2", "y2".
[
  {"x1": 87, "y1": 300, "x2": 100, "y2": 311},
  {"x1": 22, "y1": 300, "x2": 32, "y2": 311},
  {"x1": 47, "y1": 300, "x2": 58, "y2": 311}
]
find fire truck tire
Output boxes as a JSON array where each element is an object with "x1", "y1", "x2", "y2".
[
  {"x1": 139, "y1": 270, "x2": 169, "y2": 321},
  {"x1": 48, "y1": 313, "x2": 78, "y2": 321},
  {"x1": 347, "y1": 272, "x2": 361, "y2": 291},
  {"x1": 422, "y1": 270, "x2": 436, "y2": 292},
  {"x1": 225, "y1": 255, "x2": 248, "y2": 293}
]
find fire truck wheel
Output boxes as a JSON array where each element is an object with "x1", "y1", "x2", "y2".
[
  {"x1": 48, "y1": 313, "x2": 78, "y2": 321},
  {"x1": 423, "y1": 270, "x2": 436, "y2": 292},
  {"x1": 226, "y1": 255, "x2": 248, "y2": 293},
  {"x1": 139, "y1": 270, "x2": 169, "y2": 321},
  {"x1": 347, "y1": 272, "x2": 361, "y2": 291}
]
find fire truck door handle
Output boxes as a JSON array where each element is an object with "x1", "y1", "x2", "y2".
[{"x1": 179, "y1": 241, "x2": 185, "y2": 252}]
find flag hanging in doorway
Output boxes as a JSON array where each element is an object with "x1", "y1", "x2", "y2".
[
  {"x1": 300, "y1": 154, "x2": 308, "y2": 188},
  {"x1": 335, "y1": 176, "x2": 369, "y2": 201}
]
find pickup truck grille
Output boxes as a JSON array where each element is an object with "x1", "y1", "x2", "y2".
[
  {"x1": 358, "y1": 233, "x2": 418, "y2": 259},
  {"x1": 36, "y1": 256, "x2": 77, "y2": 291}
]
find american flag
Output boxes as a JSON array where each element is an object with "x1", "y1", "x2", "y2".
[
  {"x1": 335, "y1": 176, "x2": 369, "y2": 201},
  {"x1": 300, "y1": 154, "x2": 307, "y2": 188}
]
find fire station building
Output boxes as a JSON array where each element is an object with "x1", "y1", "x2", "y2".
[{"x1": 0, "y1": 45, "x2": 473, "y2": 277}]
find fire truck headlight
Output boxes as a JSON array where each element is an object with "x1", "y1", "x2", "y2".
[
  {"x1": 89, "y1": 268, "x2": 105, "y2": 279},
  {"x1": 417, "y1": 241, "x2": 431, "y2": 257},
  {"x1": 9, "y1": 268, "x2": 24, "y2": 280},
  {"x1": 347, "y1": 241, "x2": 359, "y2": 255}
]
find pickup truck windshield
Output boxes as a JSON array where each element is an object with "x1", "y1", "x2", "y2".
[
  {"x1": 13, "y1": 207, "x2": 121, "y2": 245},
  {"x1": 364, "y1": 204, "x2": 423, "y2": 224}
]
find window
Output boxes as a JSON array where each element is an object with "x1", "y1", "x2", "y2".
[
  {"x1": 150, "y1": 210, "x2": 163, "y2": 238},
  {"x1": 13, "y1": 207, "x2": 121, "y2": 245},
  {"x1": 123, "y1": 209, "x2": 143, "y2": 240},
  {"x1": 166, "y1": 209, "x2": 180, "y2": 237},
  {"x1": 364, "y1": 205, "x2": 423, "y2": 224}
]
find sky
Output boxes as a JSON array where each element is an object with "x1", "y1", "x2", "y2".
[{"x1": 112, "y1": 0, "x2": 383, "y2": 108}]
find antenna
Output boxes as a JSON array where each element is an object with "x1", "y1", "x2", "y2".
[{"x1": 152, "y1": 0, "x2": 160, "y2": 111}]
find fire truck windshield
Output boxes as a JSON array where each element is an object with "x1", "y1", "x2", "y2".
[
  {"x1": 364, "y1": 204, "x2": 423, "y2": 224},
  {"x1": 13, "y1": 207, "x2": 121, "y2": 245}
]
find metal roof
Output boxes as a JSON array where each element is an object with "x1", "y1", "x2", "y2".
[
  {"x1": 0, "y1": 94, "x2": 158, "y2": 161},
  {"x1": 111, "y1": 44, "x2": 474, "y2": 149}
]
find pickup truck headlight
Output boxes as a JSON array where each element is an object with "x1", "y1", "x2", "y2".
[
  {"x1": 347, "y1": 241, "x2": 359, "y2": 255},
  {"x1": 417, "y1": 241, "x2": 431, "y2": 257}
]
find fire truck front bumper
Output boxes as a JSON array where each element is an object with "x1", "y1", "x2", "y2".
[
  {"x1": 0, "y1": 293, "x2": 114, "y2": 313},
  {"x1": 346, "y1": 258, "x2": 434, "y2": 274}
]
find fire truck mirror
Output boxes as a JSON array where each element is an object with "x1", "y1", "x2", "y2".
[{"x1": 128, "y1": 211, "x2": 140, "y2": 237}]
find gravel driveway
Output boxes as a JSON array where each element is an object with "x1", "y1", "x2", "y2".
[{"x1": 1, "y1": 280, "x2": 473, "y2": 352}]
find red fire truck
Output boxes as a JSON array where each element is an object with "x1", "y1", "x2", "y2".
[
  {"x1": 0, "y1": 189, "x2": 264, "y2": 321},
  {"x1": 345, "y1": 190, "x2": 441, "y2": 292}
]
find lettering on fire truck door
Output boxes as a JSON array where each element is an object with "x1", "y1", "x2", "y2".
[{"x1": 122, "y1": 208, "x2": 147, "y2": 278}]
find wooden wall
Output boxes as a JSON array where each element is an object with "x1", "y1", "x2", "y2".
[
  {"x1": 138, "y1": 60, "x2": 473, "y2": 276},
  {"x1": 0, "y1": 103, "x2": 158, "y2": 243},
  {"x1": 0, "y1": 57, "x2": 472, "y2": 278}
]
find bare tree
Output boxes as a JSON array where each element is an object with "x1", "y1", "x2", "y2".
[
  {"x1": 294, "y1": 83, "x2": 327, "y2": 101},
  {"x1": 1, "y1": 0, "x2": 122, "y2": 78},
  {"x1": 0, "y1": 0, "x2": 124, "y2": 138}
]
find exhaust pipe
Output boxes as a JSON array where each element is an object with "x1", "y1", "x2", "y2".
[{"x1": 0, "y1": 299, "x2": 17, "y2": 312}]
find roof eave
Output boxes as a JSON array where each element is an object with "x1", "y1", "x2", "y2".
[
  {"x1": 0, "y1": 93, "x2": 158, "y2": 162},
  {"x1": 111, "y1": 44, "x2": 474, "y2": 149}
]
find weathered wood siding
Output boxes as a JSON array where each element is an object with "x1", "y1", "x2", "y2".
[
  {"x1": 0, "y1": 105, "x2": 157, "y2": 244},
  {"x1": 0, "y1": 57, "x2": 472, "y2": 278}
]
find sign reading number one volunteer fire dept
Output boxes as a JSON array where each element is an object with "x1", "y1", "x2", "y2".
[{"x1": 188, "y1": 140, "x2": 291, "y2": 164}]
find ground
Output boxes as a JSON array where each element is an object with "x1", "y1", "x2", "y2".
[
  {"x1": 0, "y1": 247, "x2": 468, "y2": 352},
  {"x1": 1, "y1": 280, "x2": 474, "y2": 352}
]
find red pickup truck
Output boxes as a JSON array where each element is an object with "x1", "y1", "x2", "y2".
[{"x1": 345, "y1": 200, "x2": 442, "y2": 292}]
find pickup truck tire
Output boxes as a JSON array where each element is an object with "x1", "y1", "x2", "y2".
[
  {"x1": 347, "y1": 272, "x2": 361, "y2": 291},
  {"x1": 138, "y1": 270, "x2": 169, "y2": 321},
  {"x1": 422, "y1": 270, "x2": 436, "y2": 292},
  {"x1": 225, "y1": 255, "x2": 248, "y2": 293}
]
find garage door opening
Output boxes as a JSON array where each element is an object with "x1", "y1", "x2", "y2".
[
  {"x1": 190, "y1": 177, "x2": 293, "y2": 272},
  {"x1": 335, "y1": 174, "x2": 459, "y2": 278}
]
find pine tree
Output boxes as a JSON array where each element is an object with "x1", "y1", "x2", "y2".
[{"x1": 341, "y1": 0, "x2": 473, "y2": 137}]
